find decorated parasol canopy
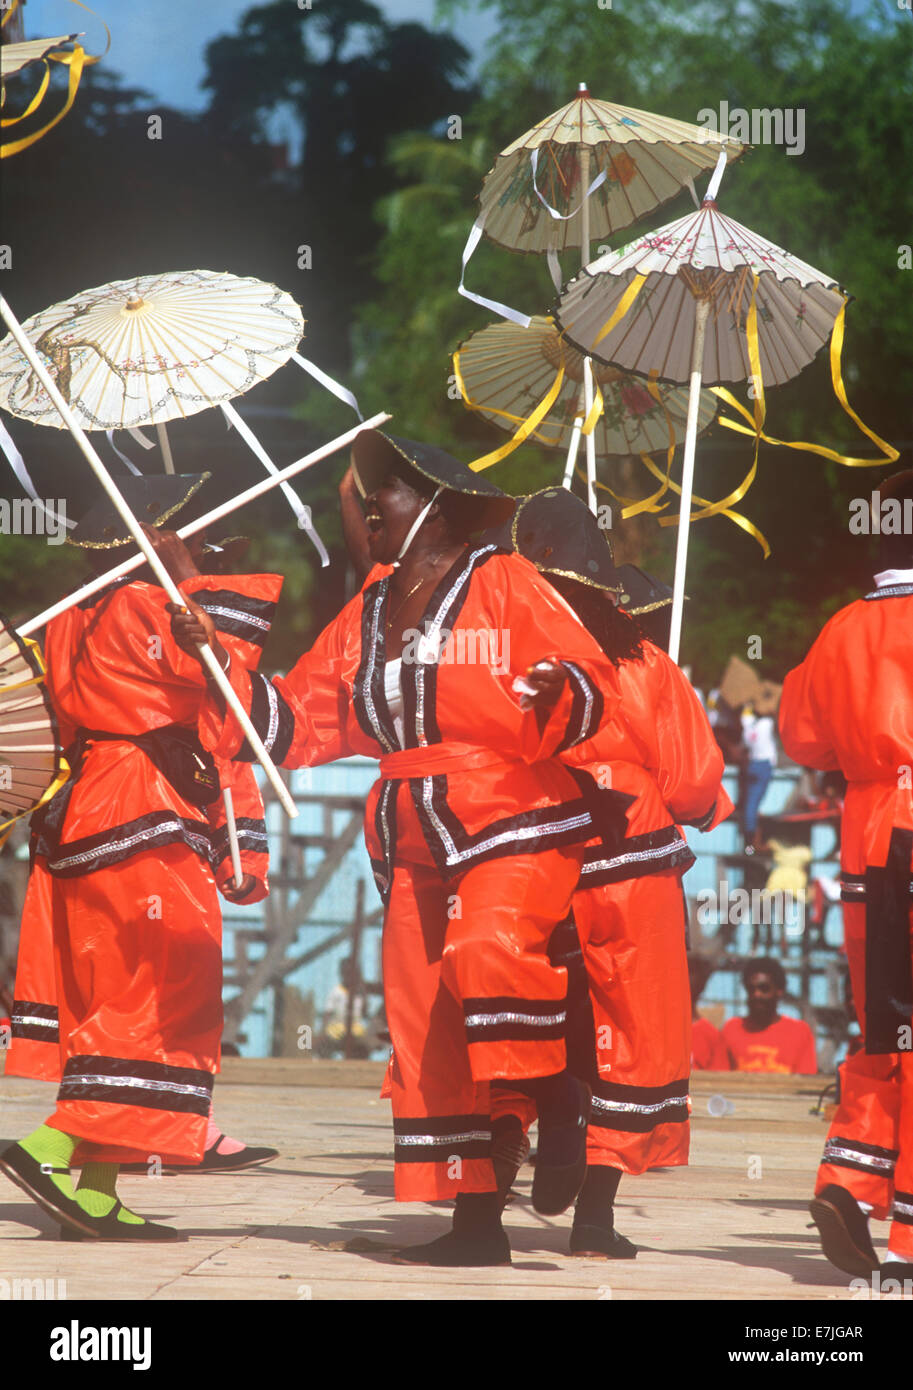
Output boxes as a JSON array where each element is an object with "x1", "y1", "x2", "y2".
[
  {"x1": 453, "y1": 314, "x2": 716, "y2": 492},
  {"x1": 0, "y1": 270, "x2": 303, "y2": 430},
  {"x1": 0, "y1": 269, "x2": 337, "y2": 560},
  {"x1": 459, "y1": 86, "x2": 746, "y2": 511},
  {"x1": 0, "y1": 613, "x2": 66, "y2": 842},
  {"x1": 476, "y1": 87, "x2": 744, "y2": 258},
  {"x1": 553, "y1": 161, "x2": 900, "y2": 662}
]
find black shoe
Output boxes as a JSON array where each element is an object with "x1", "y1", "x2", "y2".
[
  {"x1": 879, "y1": 1260, "x2": 913, "y2": 1279},
  {"x1": 492, "y1": 1130, "x2": 531, "y2": 1203},
  {"x1": 809, "y1": 1184, "x2": 879, "y2": 1276},
  {"x1": 569, "y1": 1221, "x2": 638, "y2": 1259},
  {"x1": 532, "y1": 1080, "x2": 591, "y2": 1217},
  {"x1": 118, "y1": 1141, "x2": 279, "y2": 1174},
  {"x1": 392, "y1": 1228, "x2": 511, "y2": 1267},
  {"x1": 57, "y1": 1200, "x2": 185, "y2": 1242},
  {"x1": 0, "y1": 1142, "x2": 98, "y2": 1238}
]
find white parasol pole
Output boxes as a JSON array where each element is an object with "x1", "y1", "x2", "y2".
[
  {"x1": 667, "y1": 295, "x2": 710, "y2": 667},
  {"x1": 578, "y1": 140, "x2": 598, "y2": 515},
  {"x1": 221, "y1": 786, "x2": 244, "y2": 889},
  {"x1": 17, "y1": 413, "x2": 390, "y2": 638},
  {"x1": 667, "y1": 150, "x2": 727, "y2": 665},
  {"x1": 0, "y1": 290, "x2": 299, "y2": 818},
  {"x1": 156, "y1": 421, "x2": 175, "y2": 474}
]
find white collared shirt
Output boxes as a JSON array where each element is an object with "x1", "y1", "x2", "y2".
[{"x1": 873, "y1": 566, "x2": 913, "y2": 589}]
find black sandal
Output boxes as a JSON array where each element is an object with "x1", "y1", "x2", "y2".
[{"x1": 0, "y1": 1142, "x2": 98, "y2": 1237}]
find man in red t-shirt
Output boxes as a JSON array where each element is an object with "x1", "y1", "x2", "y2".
[
  {"x1": 689, "y1": 954, "x2": 729, "y2": 1070},
  {"x1": 721, "y1": 958, "x2": 817, "y2": 1074}
]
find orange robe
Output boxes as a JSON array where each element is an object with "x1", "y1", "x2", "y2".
[
  {"x1": 200, "y1": 544, "x2": 633, "y2": 1200},
  {"x1": 493, "y1": 639, "x2": 733, "y2": 1174},
  {"x1": 12, "y1": 573, "x2": 279, "y2": 1163},
  {"x1": 780, "y1": 579, "x2": 913, "y2": 1255}
]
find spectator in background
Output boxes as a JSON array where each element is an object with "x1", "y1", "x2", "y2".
[
  {"x1": 721, "y1": 958, "x2": 817, "y2": 1074},
  {"x1": 740, "y1": 703, "x2": 778, "y2": 854},
  {"x1": 689, "y1": 955, "x2": 728, "y2": 1070}
]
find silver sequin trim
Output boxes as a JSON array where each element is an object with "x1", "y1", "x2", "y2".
[
  {"x1": 464, "y1": 1010, "x2": 567, "y2": 1029},
  {"x1": 50, "y1": 821, "x2": 211, "y2": 872},
  {"x1": 582, "y1": 838, "x2": 686, "y2": 875},
  {"x1": 560, "y1": 660, "x2": 595, "y2": 746},
  {"x1": 59, "y1": 1074, "x2": 212, "y2": 1100},
  {"x1": 824, "y1": 1141, "x2": 895, "y2": 1173},
  {"x1": 199, "y1": 604, "x2": 269, "y2": 632},
  {"x1": 394, "y1": 1131, "x2": 490, "y2": 1148},
  {"x1": 591, "y1": 1093, "x2": 688, "y2": 1117},
  {"x1": 11, "y1": 1014, "x2": 57, "y2": 1030}
]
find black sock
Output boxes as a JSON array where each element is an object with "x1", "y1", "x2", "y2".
[
  {"x1": 454, "y1": 1192, "x2": 503, "y2": 1236},
  {"x1": 526, "y1": 1070, "x2": 579, "y2": 1125},
  {"x1": 574, "y1": 1165, "x2": 623, "y2": 1229}
]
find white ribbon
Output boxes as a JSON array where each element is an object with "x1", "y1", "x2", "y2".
[
  {"x1": 393, "y1": 485, "x2": 443, "y2": 566},
  {"x1": 546, "y1": 247, "x2": 563, "y2": 293},
  {"x1": 529, "y1": 147, "x2": 608, "y2": 222},
  {"x1": 291, "y1": 352, "x2": 363, "y2": 420},
  {"x1": 458, "y1": 212, "x2": 532, "y2": 327},
  {"x1": 105, "y1": 429, "x2": 143, "y2": 476},
  {"x1": 220, "y1": 401, "x2": 330, "y2": 568},
  {"x1": 0, "y1": 414, "x2": 73, "y2": 530}
]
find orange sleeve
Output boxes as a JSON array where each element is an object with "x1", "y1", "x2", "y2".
[
  {"x1": 779, "y1": 624, "x2": 842, "y2": 772},
  {"x1": 483, "y1": 554, "x2": 624, "y2": 762},
  {"x1": 621, "y1": 645, "x2": 733, "y2": 829},
  {"x1": 207, "y1": 760, "x2": 270, "y2": 902}
]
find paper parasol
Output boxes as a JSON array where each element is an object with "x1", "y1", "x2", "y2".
[
  {"x1": 0, "y1": 270, "x2": 303, "y2": 429},
  {"x1": 454, "y1": 314, "x2": 716, "y2": 467},
  {"x1": 553, "y1": 174, "x2": 899, "y2": 661},
  {"x1": 0, "y1": 269, "x2": 335, "y2": 560},
  {"x1": 0, "y1": 614, "x2": 66, "y2": 840},
  {"x1": 477, "y1": 87, "x2": 745, "y2": 257},
  {"x1": 1, "y1": 35, "x2": 82, "y2": 79},
  {"x1": 460, "y1": 88, "x2": 744, "y2": 512}
]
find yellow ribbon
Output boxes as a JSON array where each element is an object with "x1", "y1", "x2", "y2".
[
  {"x1": 592, "y1": 273, "x2": 648, "y2": 349},
  {"x1": 580, "y1": 380, "x2": 603, "y2": 436},
  {"x1": 711, "y1": 301, "x2": 900, "y2": 469},
  {"x1": 1, "y1": 1, "x2": 110, "y2": 159},
  {"x1": 1, "y1": 62, "x2": 51, "y2": 125},
  {"x1": 1, "y1": 44, "x2": 86, "y2": 158},
  {"x1": 454, "y1": 350, "x2": 567, "y2": 471},
  {"x1": 1, "y1": 0, "x2": 19, "y2": 26}
]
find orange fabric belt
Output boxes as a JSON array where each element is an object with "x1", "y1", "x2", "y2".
[{"x1": 378, "y1": 743, "x2": 515, "y2": 779}]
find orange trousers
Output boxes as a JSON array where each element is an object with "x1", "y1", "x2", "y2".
[
  {"x1": 384, "y1": 820, "x2": 582, "y2": 1203},
  {"x1": 816, "y1": 902, "x2": 913, "y2": 1258},
  {"x1": 492, "y1": 869, "x2": 691, "y2": 1175},
  {"x1": 21, "y1": 845, "x2": 222, "y2": 1163}
]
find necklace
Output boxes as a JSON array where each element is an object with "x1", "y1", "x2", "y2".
[{"x1": 386, "y1": 576, "x2": 429, "y2": 631}]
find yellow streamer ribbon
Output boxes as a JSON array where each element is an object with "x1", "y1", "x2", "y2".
[
  {"x1": 1, "y1": 0, "x2": 19, "y2": 26},
  {"x1": 580, "y1": 380, "x2": 603, "y2": 436},
  {"x1": 636, "y1": 453, "x2": 771, "y2": 556},
  {"x1": 453, "y1": 350, "x2": 566, "y2": 471},
  {"x1": 1, "y1": 1, "x2": 110, "y2": 159},
  {"x1": 1, "y1": 44, "x2": 85, "y2": 158},
  {"x1": 0, "y1": 754, "x2": 70, "y2": 842},
  {"x1": 592, "y1": 273, "x2": 648, "y2": 349},
  {"x1": 1, "y1": 63, "x2": 51, "y2": 125},
  {"x1": 711, "y1": 301, "x2": 900, "y2": 469}
]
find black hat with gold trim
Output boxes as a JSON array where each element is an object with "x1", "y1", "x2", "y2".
[
  {"x1": 615, "y1": 564, "x2": 675, "y2": 616},
  {"x1": 351, "y1": 431, "x2": 515, "y2": 531},
  {"x1": 510, "y1": 487, "x2": 623, "y2": 593},
  {"x1": 67, "y1": 473, "x2": 211, "y2": 549}
]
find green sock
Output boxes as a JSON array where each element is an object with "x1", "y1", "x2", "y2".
[
  {"x1": 75, "y1": 1163, "x2": 144, "y2": 1224},
  {"x1": 19, "y1": 1124, "x2": 78, "y2": 1201}
]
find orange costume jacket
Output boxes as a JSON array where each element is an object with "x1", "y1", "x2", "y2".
[
  {"x1": 564, "y1": 638, "x2": 734, "y2": 882},
  {"x1": 780, "y1": 581, "x2": 913, "y2": 1052},
  {"x1": 201, "y1": 545, "x2": 634, "y2": 891},
  {"x1": 32, "y1": 573, "x2": 281, "y2": 883}
]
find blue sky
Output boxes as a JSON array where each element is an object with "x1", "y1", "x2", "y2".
[{"x1": 23, "y1": 0, "x2": 498, "y2": 111}]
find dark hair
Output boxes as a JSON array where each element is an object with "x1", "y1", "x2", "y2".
[
  {"x1": 742, "y1": 956, "x2": 786, "y2": 992},
  {"x1": 876, "y1": 470, "x2": 913, "y2": 571},
  {"x1": 550, "y1": 574, "x2": 646, "y2": 667}
]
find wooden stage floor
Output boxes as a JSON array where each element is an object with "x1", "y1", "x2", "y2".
[{"x1": 0, "y1": 1058, "x2": 873, "y2": 1302}]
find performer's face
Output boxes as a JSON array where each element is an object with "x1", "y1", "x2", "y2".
[
  {"x1": 745, "y1": 971, "x2": 781, "y2": 1025},
  {"x1": 364, "y1": 469, "x2": 432, "y2": 564}
]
